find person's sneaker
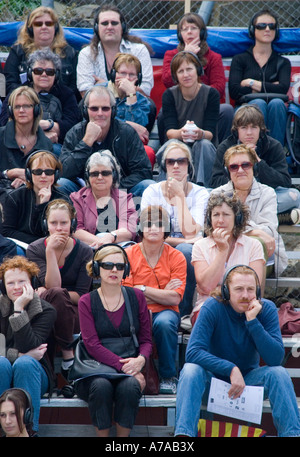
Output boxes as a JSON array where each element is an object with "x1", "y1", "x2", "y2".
[
  {"x1": 278, "y1": 209, "x2": 300, "y2": 225},
  {"x1": 159, "y1": 377, "x2": 178, "y2": 394}
]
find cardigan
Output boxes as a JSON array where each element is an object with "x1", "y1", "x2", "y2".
[{"x1": 70, "y1": 186, "x2": 138, "y2": 239}]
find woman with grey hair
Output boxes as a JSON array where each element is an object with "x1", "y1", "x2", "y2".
[
  {"x1": 0, "y1": 48, "x2": 81, "y2": 156},
  {"x1": 70, "y1": 150, "x2": 138, "y2": 248}
]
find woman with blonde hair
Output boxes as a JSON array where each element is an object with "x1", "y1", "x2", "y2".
[
  {"x1": 141, "y1": 140, "x2": 208, "y2": 316},
  {"x1": 4, "y1": 6, "x2": 78, "y2": 98},
  {"x1": 0, "y1": 86, "x2": 52, "y2": 197}
]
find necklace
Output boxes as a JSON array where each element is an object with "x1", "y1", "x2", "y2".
[
  {"x1": 100, "y1": 288, "x2": 123, "y2": 313},
  {"x1": 15, "y1": 129, "x2": 36, "y2": 152}
]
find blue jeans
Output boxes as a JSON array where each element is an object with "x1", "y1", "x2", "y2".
[
  {"x1": 248, "y1": 98, "x2": 287, "y2": 146},
  {"x1": 175, "y1": 363, "x2": 300, "y2": 437},
  {"x1": 175, "y1": 243, "x2": 195, "y2": 317},
  {"x1": 152, "y1": 310, "x2": 180, "y2": 379},
  {"x1": 0, "y1": 355, "x2": 49, "y2": 432},
  {"x1": 276, "y1": 186, "x2": 300, "y2": 213}
]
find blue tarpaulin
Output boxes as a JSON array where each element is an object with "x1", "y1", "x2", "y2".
[{"x1": 0, "y1": 22, "x2": 299, "y2": 58}]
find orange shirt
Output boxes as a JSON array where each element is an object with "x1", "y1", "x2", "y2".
[{"x1": 123, "y1": 243, "x2": 187, "y2": 314}]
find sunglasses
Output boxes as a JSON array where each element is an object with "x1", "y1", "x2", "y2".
[
  {"x1": 165, "y1": 157, "x2": 189, "y2": 166},
  {"x1": 33, "y1": 21, "x2": 55, "y2": 27},
  {"x1": 98, "y1": 262, "x2": 125, "y2": 271},
  {"x1": 142, "y1": 221, "x2": 164, "y2": 228},
  {"x1": 32, "y1": 67, "x2": 56, "y2": 76},
  {"x1": 87, "y1": 106, "x2": 111, "y2": 112},
  {"x1": 31, "y1": 169, "x2": 56, "y2": 176},
  {"x1": 255, "y1": 22, "x2": 276, "y2": 31},
  {"x1": 89, "y1": 170, "x2": 113, "y2": 178},
  {"x1": 228, "y1": 162, "x2": 253, "y2": 172},
  {"x1": 100, "y1": 20, "x2": 120, "y2": 27}
]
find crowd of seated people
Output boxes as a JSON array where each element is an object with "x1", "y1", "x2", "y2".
[{"x1": 0, "y1": 3, "x2": 300, "y2": 438}]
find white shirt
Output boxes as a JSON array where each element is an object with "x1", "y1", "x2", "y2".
[{"x1": 76, "y1": 39, "x2": 154, "y2": 96}]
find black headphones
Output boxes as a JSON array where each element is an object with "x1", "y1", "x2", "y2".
[
  {"x1": 248, "y1": 10, "x2": 279, "y2": 40},
  {"x1": 221, "y1": 264, "x2": 261, "y2": 303},
  {"x1": 110, "y1": 56, "x2": 142, "y2": 87},
  {"x1": 93, "y1": 6, "x2": 128, "y2": 40},
  {"x1": 0, "y1": 388, "x2": 34, "y2": 426},
  {"x1": 160, "y1": 150, "x2": 194, "y2": 181},
  {"x1": 27, "y1": 65, "x2": 60, "y2": 85},
  {"x1": 82, "y1": 89, "x2": 117, "y2": 121},
  {"x1": 25, "y1": 150, "x2": 61, "y2": 184},
  {"x1": 8, "y1": 99, "x2": 41, "y2": 120},
  {"x1": 171, "y1": 51, "x2": 203, "y2": 84},
  {"x1": 84, "y1": 151, "x2": 119, "y2": 186},
  {"x1": 0, "y1": 275, "x2": 40, "y2": 296},
  {"x1": 92, "y1": 243, "x2": 130, "y2": 279},
  {"x1": 206, "y1": 198, "x2": 244, "y2": 228},
  {"x1": 42, "y1": 200, "x2": 77, "y2": 235},
  {"x1": 177, "y1": 21, "x2": 207, "y2": 44},
  {"x1": 26, "y1": 12, "x2": 59, "y2": 38}
]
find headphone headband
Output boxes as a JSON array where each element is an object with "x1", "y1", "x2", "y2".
[
  {"x1": 25, "y1": 150, "x2": 61, "y2": 184},
  {"x1": 92, "y1": 243, "x2": 130, "y2": 279},
  {"x1": 221, "y1": 264, "x2": 261, "y2": 303}
]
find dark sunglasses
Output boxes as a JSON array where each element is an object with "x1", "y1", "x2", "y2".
[
  {"x1": 255, "y1": 22, "x2": 276, "y2": 31},
  {"x1": 31, "y1": 169, "x2": 56, "y2": 176},
  {"x1": 89, "y1": 170, "x2": 113, "y2": 178},
  {"x1": 33, "y1": 21, "x2": 55, "y2": 27},
  {"x1": 99, "y1": 262, "x2": 125, "y2": 271},
  {"x1": 32, "y1": 67, "x2": 56, "y2": 76},
  {"x1": 100, "y1": 20, "x2": 120, "y2": 26},
  {"x1": 87, "y1": 106, "x2": 111, "y2": 112},
  {"x1": 165, "y1": 157, "x2": 189, "y2": 166},
  {"x1": 142, "y1": 220, "x2": 164, "y2": 228},
  {"x1": 228, "y1": 162, "x2": 253, "y2": 172}
]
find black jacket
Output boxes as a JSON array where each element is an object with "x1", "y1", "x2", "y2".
[
  {"x1": 4, "y1": 43, "x2": 78, "y2": 98},
  {"x1": 0, "y1": 82, "x2": 81, "y2": 144},
  {"x1": 1, "y1": 185, "x2": 71, "y2": 244},
  {"x1": 211, "y1": 131, "x2": 292, "y2": 189},
  {"x1": 60, "y1": 119, "x2": 153, "y2": 190}
]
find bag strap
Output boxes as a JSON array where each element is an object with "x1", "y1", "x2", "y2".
[{"x1": 121, "y1": 286, "x2": 139, "y2": 350}]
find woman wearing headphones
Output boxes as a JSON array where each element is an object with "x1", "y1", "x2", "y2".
[
  {"x1": 229, "y1": 8, "x2": 290, "y2": 146},
  {"x1": 0, "y1": 48, "x2": 81, "y2": 156},
  {"x1": 0, "y1": 388, "x2": 35, "y2": 437},
  {"x1": 0, "y1": 86, "x2": 52, "y2": 195},
  {"x1": 70, "y1": 150, "x2": 138, "y2": 249},
  {"x1": 26, "y1": 199, "x2": 93, "y2": 380},
  {"x1": 0, "y1": 256, "x2": 56, "y2": 434},
  {"x1": 212, "y1": 144, "x2": 288, "y2": 277},
  {"x1": 75, "y1": 243, "x2": 152, "y2": 437},
  {"x1": 191, "y1": 192, "x2": 265, "y2": 324},
  {"x1": 4, "y1": 6, "x2": 78, "y2": 99},
  {"x1": 1, "y1": 150, "x2": 70, "y2": 245},
  {"x1": 162, "y1": 12, "x2": 234, "y2": 143},
  {"x1": 157, "y1": 50, "x2": 219, "y2": 187},
  {"x1": 141, "y1": 141, "x2": 208, "y2": 317},
  {"x1": 123, "y1": 206, "x2": 187, "y2": 395}
]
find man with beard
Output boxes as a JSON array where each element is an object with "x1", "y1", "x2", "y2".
[{"x1": 175, "y1": 265, "x2": 300, "y2": 437}]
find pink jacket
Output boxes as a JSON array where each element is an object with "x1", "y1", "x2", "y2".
[{"x1": 70, "y1": 186, "x2": 138, "y2": 239}]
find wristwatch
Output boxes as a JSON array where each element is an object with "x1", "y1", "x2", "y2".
[
  {"x1": 140, "y1": 285, "x2": 146, "y2": 293},
  {"x1": 45, "y1": 119, "x2": 54, "y2": 131},
  {"x1": 249, "y1": 79, "x2": 254, "y2": 87},
  {"x1": 111, "y1": 231, "x2": 117, "y2": 242}
]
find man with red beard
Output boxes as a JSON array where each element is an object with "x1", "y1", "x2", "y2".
[{"x1": 175, "y1": 264, "x2": 300, "y2": 437}]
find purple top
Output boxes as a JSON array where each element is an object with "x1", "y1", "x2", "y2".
[{"x1": 78, "y1": 288, "x2": 152, "y2": 372}]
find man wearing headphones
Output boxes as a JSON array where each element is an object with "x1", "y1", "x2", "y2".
[
  {"x1": 76, "y1": 4, "x2": 153, "y2": 98},
  {"x1": 175, "y1": 264, "x2": 300, "y2": 437},
  {"x1": 60, "y1": 85, "x2": 154, "y2": 196}
]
